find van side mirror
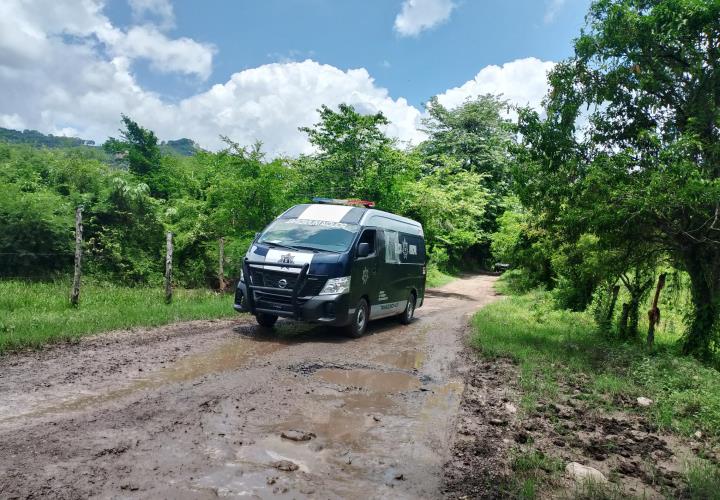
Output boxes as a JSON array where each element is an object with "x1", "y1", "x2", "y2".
[{"x1": 357, "y1": 242, "x2": 371, "y2": 258}]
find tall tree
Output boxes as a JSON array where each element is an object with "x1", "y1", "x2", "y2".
[
  {"x1": 297, "y1": 104, "x2": 396, "y2": 201},
  {"x1": 517, "y1": 0, "x2": 720, "y2": 358},
  {"x1": 104, "y1": 115, "x2": 163, "y2": 190},
  {"x1": 420, "y1": 95, "x2": 516, "y2": 260},
  {"x1": 420, "y1": 95, "x2": 515, "y2": 190}
]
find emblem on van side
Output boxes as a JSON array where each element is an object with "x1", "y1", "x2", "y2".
[
  {"x1": 402, "y1": 239, "x2": 409, "y2": 260},
  {"x1": 279, "y1": 253, "x2": 295, "y2": 264},
  {"x1": 362, "y1": 267, "x2": 369, "y2": 285}
]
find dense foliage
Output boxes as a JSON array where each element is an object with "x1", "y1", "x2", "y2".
[
  {"x1": 2, "y1": 0, "x2": 718, "y2": 363},
  {"x1": 499, "y1": 0, "x2": 720, "y2": 360},
  {"x1": 0, "y1": 95, "x2": 513, "y2": 286}
]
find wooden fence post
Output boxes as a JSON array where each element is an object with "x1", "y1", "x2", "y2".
[
  {"x1": 218, "y1": 237, "x2": 226, "y2": 292},
  {"x1": 70, "y1": 206, "x2": 83, "y2": 306},
  {"x1": 165, "y1": 231, "x2": 173, "y2": 304}
]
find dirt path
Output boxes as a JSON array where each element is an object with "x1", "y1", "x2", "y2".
[{"x1": 0, "y1": 275, "x2": 500, "y2": 499}]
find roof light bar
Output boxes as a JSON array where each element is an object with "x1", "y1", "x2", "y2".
[{"x1": 312, "y1": 197, "x2": 375, "y2": 208}]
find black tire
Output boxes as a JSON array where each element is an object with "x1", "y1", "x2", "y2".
[
  {"x1": 256, "y1": 312, "x2": 278, "y2": 328},
  {"x1": 399, "y1": 292, "x2": 416, "y2": 325},
  {"x1": 345, "y1": 298, "x2": 369, "y2": 338}
]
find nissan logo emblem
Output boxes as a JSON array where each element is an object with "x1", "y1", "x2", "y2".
[{"x1": 278, "y1": 279, "x2": 288, "y2": 288}]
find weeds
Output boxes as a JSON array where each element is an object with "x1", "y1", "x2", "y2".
[
  {"x1": 0, "y1": 280, "x2": 235, "y2": 352},
  {"x1": 683, "y1": 460, "x2": 720, "y2": 499},
  {"x1": 507, "y1": 449, "x2": 564, "y2": 499},
  {"x1": 471, "y1": 288, "x2": 720, "y2": 440}
]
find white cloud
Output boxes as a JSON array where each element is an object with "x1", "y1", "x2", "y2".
[
  {"x1": 0, "y1": 0, "x2": 214, "y2": 80},
  {"x1": 0, "y1": 1, "x2": 556, "y2": 157},
  {"x1": 163, "y1": 60, "x2": 425, "y2": 154},
  {"x1": 394, "y1": 0, "x2": 456, "y2": 37},
  {"x1": 112, "y1": 26, "x2": 215, "y2": 79},
  {"x1": 128, "y1": 0, "x2": 175, "y2": 30},
  {"x1": 435, "y1": 57, "x2": 555, "y2": 116},
  {"x1": 544, "y1": 0, "x2": 567, "y2": 24}
]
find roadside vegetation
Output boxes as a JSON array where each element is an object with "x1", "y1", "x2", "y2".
[
  {"x1": 476, "y1": 276, "x2": 720, "y2": 439},
  {"x1": 0, "y1": 280, "x2": 233, "y2": 352},
  {"x1": 1, "y1": 94, "x2": 504, "y2": 348},
  {"x1": 472, "y1": 272, "x2": 720, "y2": 498}
]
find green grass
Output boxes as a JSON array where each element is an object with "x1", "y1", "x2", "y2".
[
  {"x1": 471, "y1": 286, "x2": 720, "y2": 440},
  {"x1": 508, "y1": 449, "x2": 565, "y2": 499},
  {"x1": 684, "y1": 459, "x2": 720, "y2": 499},
  {"x1": 426, "y1": 264, "x2": 457, "y2": 288},
  {"x1": 0, "y1": 280, "x2": 235, "y2": 353}
]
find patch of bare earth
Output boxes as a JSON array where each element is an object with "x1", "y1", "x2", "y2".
[
  {"x1": 0, "y1": 275, "x2": 502, "y2": 499},
  {"x1": 442, "y1": 351, "x2": 718, "y2": 498}
]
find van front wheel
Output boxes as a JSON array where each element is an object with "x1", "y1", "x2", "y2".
[
  {"x1": 400, "y1": 293, "x2": 416, "y2": 325},
  {"x1": 256, "y1": 313, "x2": 278, "y2": 328},
  {"x1": 345, "y1": 299, "x2": 369, "y2": 338}
]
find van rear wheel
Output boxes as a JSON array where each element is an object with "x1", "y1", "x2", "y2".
[
  {"x1": 345, "y1": 299, "x2": 369, "y2": 338},
  {"x1": 400, "y1": 292, "x2": 416, "y2": 325},
  {"x1": 256, "y1": 313, "x2": 278, "y2": 328}
]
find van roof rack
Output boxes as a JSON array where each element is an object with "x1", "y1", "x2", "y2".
[{"x1": 312, "y1": 197, "x2": 375, "y2": 208}]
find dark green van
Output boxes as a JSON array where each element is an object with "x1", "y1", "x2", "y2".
[{"x1": 234, "y1": 200, "x2": 426, "y2": 337}]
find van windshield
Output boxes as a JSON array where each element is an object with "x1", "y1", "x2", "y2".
[{"x1": 258, "y1": 219, "x2": 360, "y2": 253}]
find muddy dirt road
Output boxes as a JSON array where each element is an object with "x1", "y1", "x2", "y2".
[{"x1": 0, "y1": 275, "x2": 499, "y2": 499}]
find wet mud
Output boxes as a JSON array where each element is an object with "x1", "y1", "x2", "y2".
[
  {"x1": 442, "y1": 352, "x2": 718, "y2": 499},
  {"x1": 0, "y1": 275, "x2": 500, "y2": 499}
]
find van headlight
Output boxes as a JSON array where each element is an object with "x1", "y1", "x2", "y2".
[
  {"x1": 319, "y1": 276, "x2": 351, "y2": 295},
  {"x1": 239, "y1": 269, "x2": 245, "y2": 283}
]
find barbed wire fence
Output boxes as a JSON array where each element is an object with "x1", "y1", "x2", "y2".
[{"x1": 0, "y1": 207, "x2": 235, "y2": 307}]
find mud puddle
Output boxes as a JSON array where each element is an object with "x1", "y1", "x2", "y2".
[
  {"x1": 372, "y1": 350, "x2": 425, "y2": 371},
  {"x1": 0, "y1": 335, "x2": 287, "y2": 422},
  {"x1": 0, "y1": 275, "x2": 503, "y2": 499},
  {"x1": 315, "y1": 368, "x2": 421, "y2": 393}
]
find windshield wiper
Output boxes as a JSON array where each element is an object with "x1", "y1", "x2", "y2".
[
  {"x1": 262, "y1": 242, "x2": 338, "y2": 254},
  {"x1": 262, "y1": 241, "x2": 318, "y2": 253}
]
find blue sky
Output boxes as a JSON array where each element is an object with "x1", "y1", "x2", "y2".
[{"x1": 0, "y1": 0, "x2": 591, "y2": 155}]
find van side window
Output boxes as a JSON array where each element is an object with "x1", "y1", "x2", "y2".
[
  {"x1": 358, "y1": 229, "x2": 376, "y2": 255},
  {"x1": 399, "y1": 233, "x2": 425, "y2": 264},
  {"x1": 384, "y1": 230, "x2": 400, "y2": 264}
]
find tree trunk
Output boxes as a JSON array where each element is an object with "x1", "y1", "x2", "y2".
[
  {"x1": 605, "y1": 284, "x2": 620, "y2": 325},
  {"x1": 683, "y1": 264, "x2": 719, "y2": 360},
  {"x1": 647, "y1": 273, "x2": 666, "y2": 348},
  {"x1": 628, "y1": 297, "x2": 641, "y2": 339},
  {"x1": 619, "y1": 303, "x2": 630, "y2": 339},
  {"x1": 599, "y1": 284, "x2": 620, "y2": 334}
]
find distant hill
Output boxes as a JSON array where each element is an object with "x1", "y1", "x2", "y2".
[
  {"x1": 0, "y1": 127, "x2": 96, "y2": 148},
  {"x1": 0, "y1": 127, "x2": 200, "y2": 156}
]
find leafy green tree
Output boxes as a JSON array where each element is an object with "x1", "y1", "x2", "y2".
[
  {"x1": 420, "y1": 95, "x2": 514, "y2": 190},
  {"x1": 104, "y1": 115, "x2": 167, "y2": 196},
  {"x1": 419, "y1": 95, "x2": 517, "y2": 260},
  {"x1": 517, "y1": 0, "x2": 720, "y2": 358},
  {"x1": 491, "y1": 201, "x2": 555, "y2": 287},
  {"x1": 297, "y1": 104, "x2": 397, "y2": 201},
  {"x1": 399, "y1": 158, "x2": 489, "y2": 266},
  {"x1": 0, "y1": 184, "x2": 72, "y2": 277}
]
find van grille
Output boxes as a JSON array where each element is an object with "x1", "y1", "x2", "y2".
[{"x1": 249, "y1": 268, "x2": 325, "y2": 297}]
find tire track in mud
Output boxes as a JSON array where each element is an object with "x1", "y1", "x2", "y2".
[{"x1": 0, "y1": 275, "x2": 500, "y2": 499}]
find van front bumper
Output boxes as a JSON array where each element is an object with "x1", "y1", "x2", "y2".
[{"x1": 234, "y1": 281, "x2": 352, "y2": 326}]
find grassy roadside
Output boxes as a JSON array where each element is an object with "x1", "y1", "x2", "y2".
[
  {"x1": 0, "y1": 281, "x2": 235, "y2": 353},
  {"x1": 470, "y1": 279, "x2": 720, "y2": 497},
  {"x1": 1, "y1": 266, "x2": 457, "y2": 353},
  {"x1": 426, "y1": 264, "x2": 458, "y2": 288}
]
